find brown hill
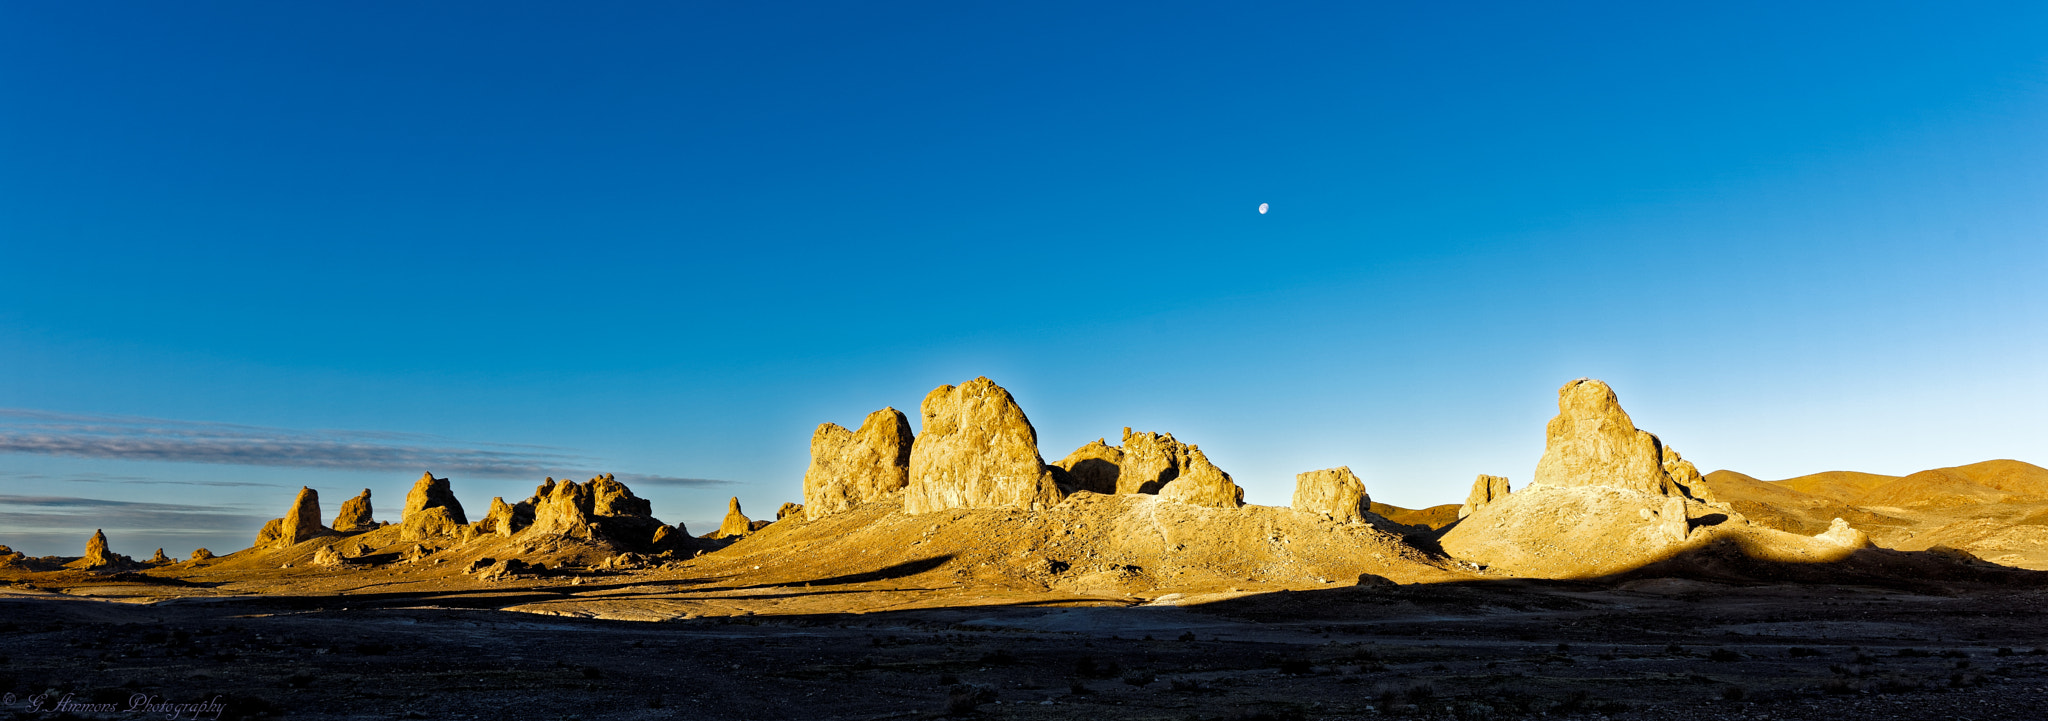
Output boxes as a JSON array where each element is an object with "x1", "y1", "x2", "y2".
[
  {"x1": 1370, "y1": 502, "x2": 1460, "y2": 530},
  {"x1": 1774, "y1": 470, "x2": 1899, "y2": 504},
  {"x1": 1701, "y1": 470, "x2": 1912, "y2": 538}
]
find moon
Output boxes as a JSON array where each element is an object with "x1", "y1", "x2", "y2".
[{"x1": 1258, "y1": 203, "x2": 1269, "y2": 215}]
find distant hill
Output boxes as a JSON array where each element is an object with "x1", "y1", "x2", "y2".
[
  {"x1": 1704, "y1": 460, "x2": 2048, "y2": 570},
  {"x1": 1371, "y1": 502, "x2": 1461, "y2": 530}
]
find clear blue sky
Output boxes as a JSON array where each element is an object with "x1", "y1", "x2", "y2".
[{"x1": 3, "y1": 2, "x2": 2045, "y2": 557}]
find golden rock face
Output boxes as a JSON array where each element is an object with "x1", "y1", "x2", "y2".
[
  {"x1": 715, "y1": 496, "x2": 753, "y2": 538},
  {"x1": 1460, "y1": 475, "x2": 1511, "y2": 519},
  {"x1": 402, "y1": 472, "x2": 468, "y2": 526},
  {"x1": 332, "y1": 488, "x2": 376, "y2": 532},
  {"x1": 901, "y1": 377, "x2": 1062, "y2": 515},
  {"x1": 1532, "y1": 379, "x2": 1682, "y2": 496},
  {"x1": 1158, "y1": 448, "x2": 1244, "y2": 509},
  {"x1": 278, "y1": 486, "x2": 329, "y2": 547},
  {"x1": 1293, "y1": 466, "x2": 1370, "y2": 523},
  {"x1": 802, "y1": 407, "x2": 913, "y2": 520}
]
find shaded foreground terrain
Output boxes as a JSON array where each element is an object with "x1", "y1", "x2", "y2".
[{"x1": 5, "y1": 572, "x2": 2048, "y2": 721}]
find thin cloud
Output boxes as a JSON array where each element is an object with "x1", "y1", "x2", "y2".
[
  {"x1": 0, "y1": 408, "x2": 588, "y2": 478},
  {"x1": 611, "y1": 473, "x2": 736, "y2": 488},
  {"x1": 0, "y1": 495, "x2": 267, "y2": 534}
]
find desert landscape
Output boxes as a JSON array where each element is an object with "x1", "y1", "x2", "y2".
[{"x1": 6, "y1": 377, "x2": 2047, "y2": 720}]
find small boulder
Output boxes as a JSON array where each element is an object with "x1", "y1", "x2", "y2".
[
  {"x1": 1815, "y1": 517, "x2": 1872, "y2": 548},
  {"x1": 1293, "y1": 466, "x2": 1371, "y2": 523},
  {"x1": 776, "y1": 502, "x2": 803, "y2": 521},
  {"x1": 190, "y1": 548, "x2": 215, "y2": 561},
  {"x1": 1459, "y1": 475, "x2": 1512, "y2": 519},
  {"x1": 311, "y1": 545, "x2": 345, "y2": 567},
  {"x1": 333, "y1": 488, "x2": 377, "y2": 531},
  {"x1": 472, "y1": 558, "x2": 536, "y2": 581}
]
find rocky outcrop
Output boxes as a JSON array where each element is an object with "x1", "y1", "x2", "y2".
[
  {"x1": 149, "y1": 548, "x2": 170, "y2": 564},
  {"x1": 280, "y1": 487, "x2": 328, "y2": 546},
  {"x1": 1117, "y1": 429, "x2": 1194, "y2": 495},
  {"x1": 1293, "y1": 467, "x2": 1370, "y2": 522},
  {"x1": 81, "y1": 529, "x2": 118, "y2": 568},
  {"x1": 1815, "y1": 517, "x2": 1872, "y2": 548},
  {"x1": 1531, "y1": 379, "x2": 1686, "y2": 496},
  {"x1": 333, "y1": 489, "x2": 376, "y2": 532},
  {"x1": 401, "y1": 506, "x2": 467, "y2": 542},
  {"x1": 311, "y1": 545, "x2": 345, "y2": 567},
  {"x1": 478, "y1": 496, "x2": 531, "y2": 537},
  {"x1": 1158, "y1": 448, "x2": 1244, "y2": 508},
  {"x1": 1660, "y1": 447, "x2": 1716, "y2": 503},
  {"x1": 803, "y1": 407, "x2": 915, "y2": 520},
  {"x1": 1459, "y1": 475, "x2": 1511, "y2": 519},
  {"x1": 1053, "y1": 438, "x2": 1123, "y2": 495},
  {"x1": 402, "y1": 472, "x2": 468, "y2": 525},
  {"x1": 524, "y1": 478, "x2": 598, "y2": 540},
  {"x1": 716, "y1": 497, "x2": 753, "y2": 538},
  {"x1": 589, "y1": 473, "x2": 651, "y2": 517},
  {"x1": 903, "y1": 377, "x2": 1064, "y2": 514},
  {"x1": 191, "y1": 548, "x2": 214, "y2": 561},
  {"x1": 777, "y1": 502, "x2": 803, "y2": 520}
]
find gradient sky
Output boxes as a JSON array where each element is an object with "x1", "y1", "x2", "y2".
[{"x1": 3, "y1": 2, "x2": 2045, "y2": 557}]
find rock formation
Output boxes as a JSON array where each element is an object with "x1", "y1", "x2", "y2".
[
  {"x1": 1293, "y1": 466, "x2": 1370, "y2": 522},
  {"x1": 1117, "y1": 429, "x2": 1194, "y2": 495},
  {"x1": 149, "y1": 548, "x2": 170, "y2": 564},
  {"x1": 590, "y1": 473, "x2": 650, "y2": 517},
  {"x1": 1815, "y1": 517, "x2": 1872, "y2": 548},
  {"x1": 1459, "y1": 475, "x2": 1512, "y2": 519},
  {"x1": 524, "y1": 478, "x2": 599, "y2": 540},
  {"x1": 1053, "y1": 438, "x2": 1123, "y2": 495},
  {"x1": 1158, "y1": 448, "x2": 1245, "y2": 508},
  {"x1": 902, "y1": 377, "x2": 1064, "y2": 514},
  {"x1": 191, "y1": 548, "x2": 214, "y2": 561},
  {"x1": 311, "y1": 545, "x2": 344, "y2": 567},
  {"x1": 403, "y1": 472, "x2": 468, "y2": 525},
  {"x1": 803, "y1": 407, "x2": 915, "y2": 520},
  {"x1": 716, "y1": 497, "x2": 753, "y2": 538},
  {"x1": 81, "y1": 529, "x2": 117, "y2": 568},
  {"x1": 479, "y1": 496, "x2": 530, "y2": 537},
  {"x1": 333, "y1": 489, "x2": 376, "y2": 532},
  {"x1": 1531, "y1": 380, "x2": 1684, "y2": 495},
  {"x1": 1440, "y1": 379, "x2": 1738, "y2": 577},
  {"x1": 777, "y1": 502, "x2": 803, "y2": 520},
  {"x1": 280, "y1": 486, "x2": 328, "y2": 546}
]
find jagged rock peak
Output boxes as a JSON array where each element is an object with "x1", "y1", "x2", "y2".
[
  {"x1": 903, "y1": 377, "x2": 1063, "y2": 514},
  {"x1": 1293, "y1": 466, "x2": 1370, "y2": 522},
  {"x1": 1460, "y1": 475, "x2": 1512, "y2": 519},
  {"x1": 333, "y1": 488, "x2": 376, "y2": 532},
  {"x1": 803, "y1": 407, "x2": 914, "y2": 520},
  {"x1": 1532, "y1": 379, "x2": 1683, "y2": 496},
  {"x1": 402, "y1": 472, "x2": 468, "y2": 525},
  {"x1": 82, "y1": 529, "x2": 116, "y2": 568},
  {"x1": 1053, "y1": 438, "x2": 1122, "y2": 495},
  {"x1": 525, "y1": 477, "x2": 598, "y2": 540},
  {"x1": 777, "y1": 502, "x2": 803, "y2": 520},
  {"x1": 149, "y1": 548, "x2": 170, "y2": 564},
  {"x1": 1159, "y1": 448, "x2": 1245, "y2": 508},
  {"x1": 716, "y1": 497, "x2": 753, "y2": 538},
  {"x1": 590, "y1": 473, "x2": 652, "y2": 518}
]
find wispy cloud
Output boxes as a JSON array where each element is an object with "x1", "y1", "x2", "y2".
[
  {"x1": 0, "y1": 408, "x2": 588, "y2": 478},
  {"x1": 0, "y1": 470, "x2": 285, "y2": 489},
  {"x1": 0, "y1": 495, "x2": 267, "y2": 534},
  {"x1": 612, "y1": 473, "x2": 734, "y2": 488}
]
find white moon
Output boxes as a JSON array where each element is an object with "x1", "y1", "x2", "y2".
[{"x1": 1258, "y1": 203, "x2": 1269, "y2": 214}]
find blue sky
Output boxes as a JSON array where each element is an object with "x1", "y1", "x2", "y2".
[{"x1": 3, "y1": 2, "x2": 2045, "y2": 557}]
